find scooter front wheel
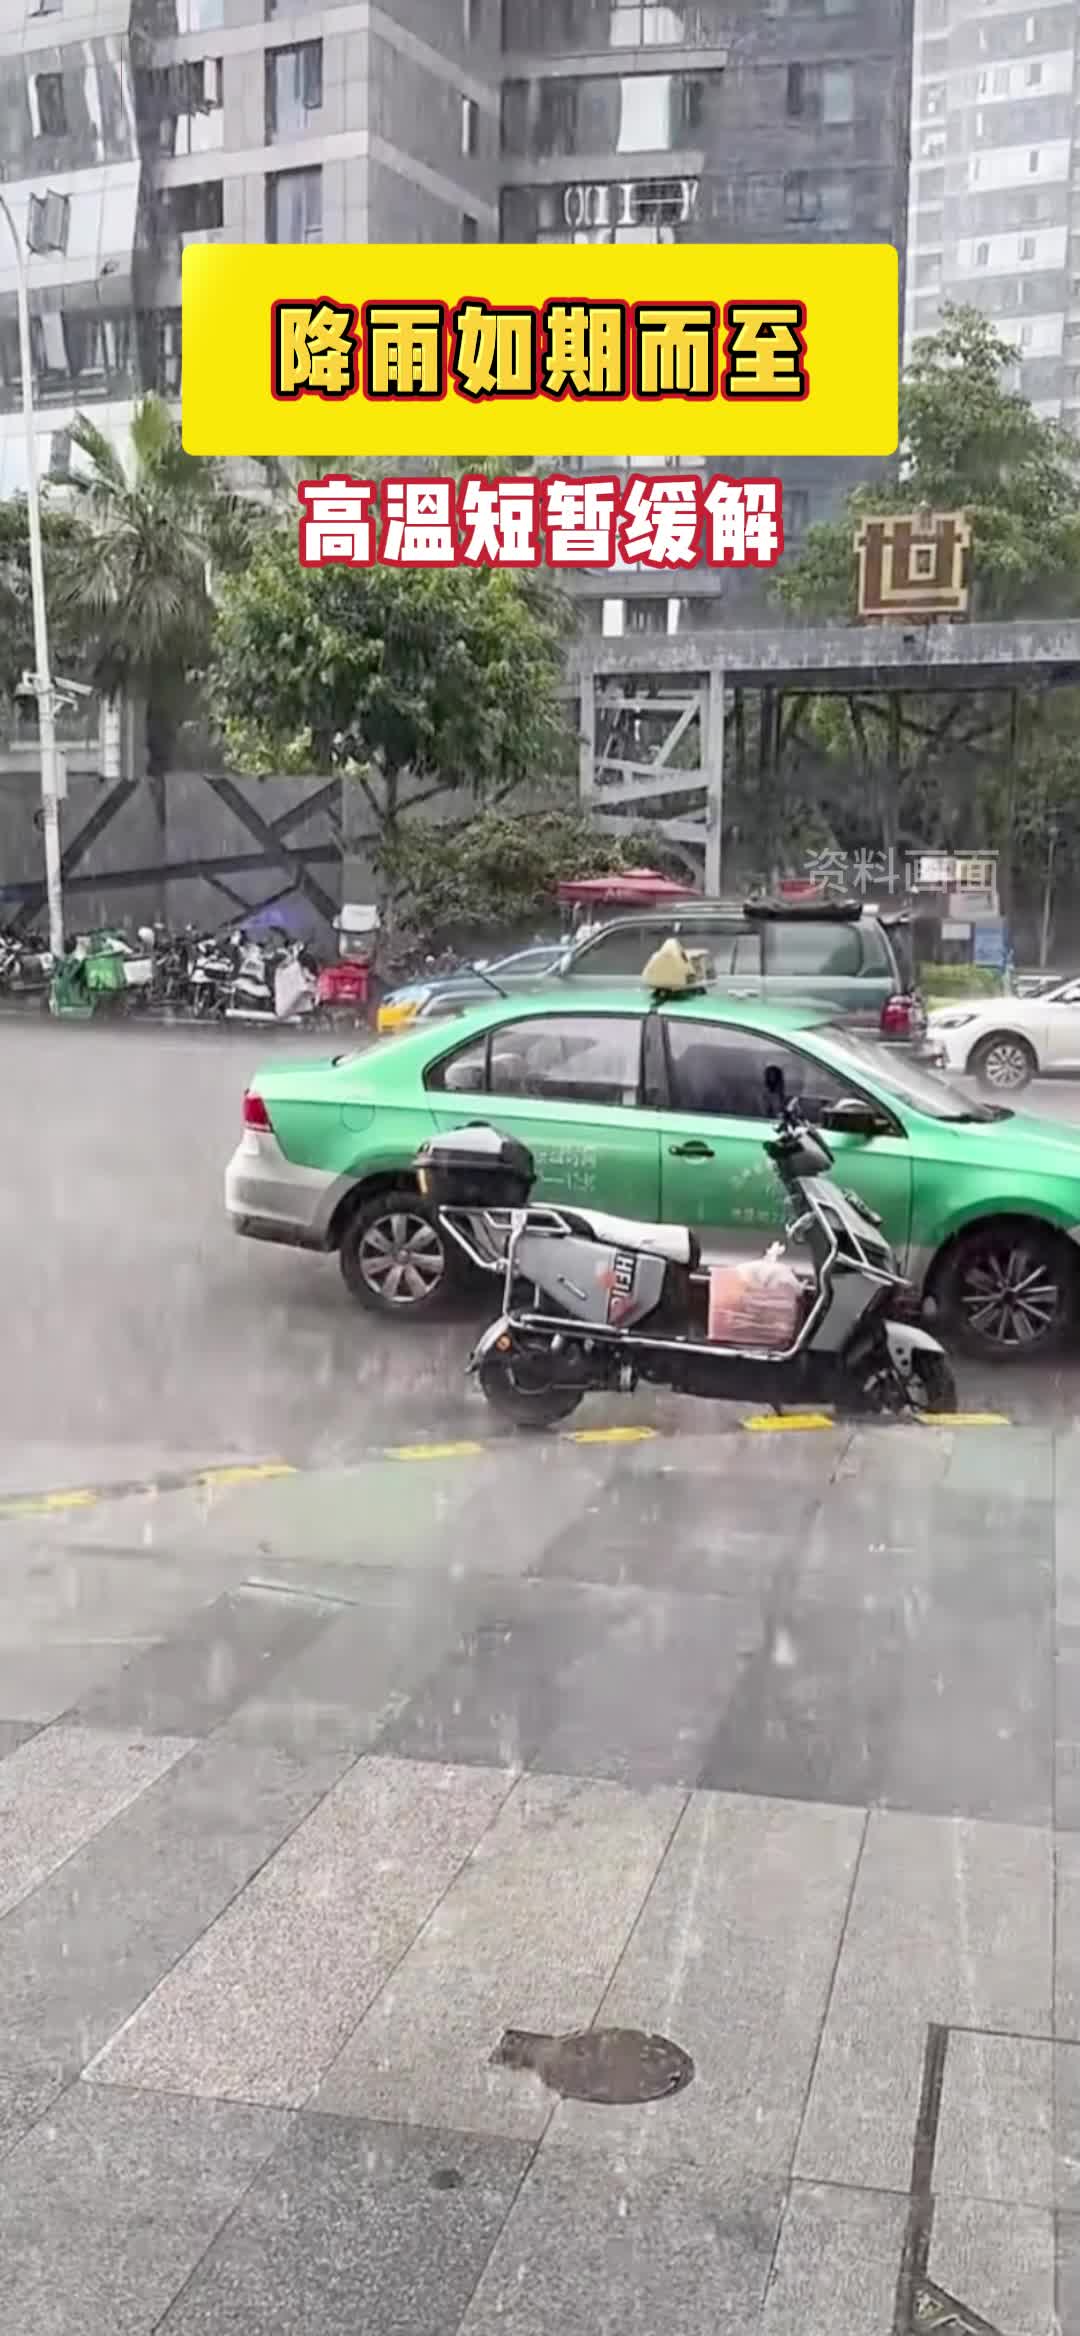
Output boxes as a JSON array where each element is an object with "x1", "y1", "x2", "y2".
[
  {"x1": 478, "y1": 1351, "x2": 585, "y2": 1431},
  {"x1": 901, "y1": 1350, "x2": 958, "y2": 1416}
]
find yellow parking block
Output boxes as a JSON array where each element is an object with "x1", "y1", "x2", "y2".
[
  {"x1": 198, "y1": 1462, "x2": 298, "y2": 1485},
  {"x1": 566, "y1": 1426, "x2": 658, "y2": 1445},
  {"x1": 743, "y1": 1412, "x2": 835, "y2": 1432},
  {"x1": 918, "y1": 1412, "x2": 1010, "y2": 1427},
  {"x1": 385, "y1": 1440, "x2": 487, "y2": 1461}
]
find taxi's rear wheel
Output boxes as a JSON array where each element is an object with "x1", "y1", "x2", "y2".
[{"x1": 339, "y1": 1188, "x2": 455, "y2": 1315}]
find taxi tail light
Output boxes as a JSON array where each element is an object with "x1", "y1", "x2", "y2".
[
  {"x1": 880, "y1": 992, "x2": 922, "y2": 1039},
  {"x1": 242, "y1": 1090, "x2": 273, "y2": 1132}
]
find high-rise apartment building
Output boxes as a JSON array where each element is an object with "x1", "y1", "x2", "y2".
[
  {"x1": 0, "y1": 0, "x2": 501, "y2": 492},
  {"x1": 0, "y1": 0, "x2": 913, "y2": 635},
  {"x1": 906, "y1": 0, "x2": 1080, "y2": 422}
]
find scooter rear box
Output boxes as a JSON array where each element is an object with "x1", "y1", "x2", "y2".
[{"x1": 414, "y1": 1124, "x2": 534, "y2": 1209}]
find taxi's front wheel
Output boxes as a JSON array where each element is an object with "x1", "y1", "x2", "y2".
[{"x1": 935, "y1": 1220, "x2": 1076, "y2": 1359}]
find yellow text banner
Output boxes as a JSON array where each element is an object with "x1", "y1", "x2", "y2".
[{"x1": 182, "y1": 241, "x2": 898, "y2": 459}]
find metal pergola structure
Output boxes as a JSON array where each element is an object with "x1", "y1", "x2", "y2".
[{"x1": 566, "y1": 619, "x2": 1080, "y2": 891}]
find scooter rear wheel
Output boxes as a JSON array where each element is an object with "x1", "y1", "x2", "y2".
[{"x1": 478, "y1": 1351, "x2": 584, "y2": 1431}]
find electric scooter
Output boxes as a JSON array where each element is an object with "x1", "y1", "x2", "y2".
[{"x1": 413, "y1": 1070, "x2": 957, "y2": 1431}]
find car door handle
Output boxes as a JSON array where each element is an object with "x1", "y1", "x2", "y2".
[
  {"x1": 729, "y1": 988, "x2": 757, "y2": 998},
  {"x1": 669, "y1": 1140, "x2": 714, "y2": 1159}
]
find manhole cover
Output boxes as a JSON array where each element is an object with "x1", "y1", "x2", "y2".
[{"x1": 491, "y1": 2025, "x2": 695, "y2": 2105}]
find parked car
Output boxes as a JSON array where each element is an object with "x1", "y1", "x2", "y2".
[
  {"x1": 376, "y1": 941, "x2": 565, "y2": 1033},
  {"x1": 929, "y1": 977, "x2": 1080, "y2": 1092},
  {"x1": 377, "y1": 899, "x2": 924, "y2": 1046},
  {"x1": 226, "y1": 987, "x2": 1080, "y2": 1358}
]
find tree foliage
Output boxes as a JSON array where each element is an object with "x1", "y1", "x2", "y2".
[
  {"x1": 53, "y1": 396, "x2": 259, "y2": 776},
  {"x1": 377, "y1": 807, "x2": 672, "y2": 937},
  {"x1": 211, "y1": 535, "x2": 576, "y2": 874},
  {"x1": 777, "y1": 306, "x2": 1080, "y2": 621},
  {"x1": 0, "y1": 497, "x2": 86, "y2": 713}
]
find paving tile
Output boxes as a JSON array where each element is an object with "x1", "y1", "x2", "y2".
[
  {"x1": 1058, "y1": 2211, "x2": 1080, "y2": 2336},
  {"x1": 543, "y1": 1791, "x2": 862, "y2": 2177},
  {"x1": 934, "y1": 2030, "x2": 1054, "y2": 2209},
  {"x1": 62, "y1": 1449, "x2": 612, "y2": 1577},
  {"x1": 1055, "y1": 1835, "x2": 1080, "y2": 2039},
  {"x1": 0, "y1": 1541, "x2": 242, "y2": 1648},
  {"x1": 0, "y1": 1722, "x2": 193, "y2": 1920},
  {"x1": 538, "y1": 1461, "x2": 817, "y2": 1596},
  {"x1": 460, "y1": 2146, "x2": 781, "y2": 2336},
  {"x1": 796, "y1": 1811, "x2": 1052, "y2": 2193},
  {"x1": 67, "y1": 1586, "x2": 335, "y2": 1736},
  {"x1": 0, "y1": 1735, "x2": 348, "y2": 2093},
  {"x1": 0, "y1": 2068, "x2": 65, "y2": 2163},
  {"x1": 314, "y1": 1771, "x2": 682, "y2": 2141},
  {"x1": 218, "y1": 1574, "x2": 481, "y2": 1757},
  {"x1": 91, "y1": 1756, "x2": 512, "y2": 2107},
  {"x1": 0, "y1": 1719, "x2": 39, "y2": 1759},
  {"x1": 0, "y1": 1640, "x2": 156, "y2": 1725},
  {"x1": 530, "y1": 1589, "x2": 762, "y2": 1789},
  {"x1": 1055, "y1": 2039, "x2": 1080, "y2": 2211},
  {"x1": 758, "y1": 2180, "x2": 906, "y2": 2336},
  {"x1": 799, "y1": 1485, "x2": 1053, "y2": 1611},
  {"x1": 928, "y1": 2198, "x2": 1055, "y2": 2336},
  {"x1": 375, "y1": 1579, "x2": 627, "y2": 1771},
  {"x1": 701, "y1": 1586, "x2": 1052, "y2": 1822},
  {"x1": 156, "y1": 2113, "x2": 530, "y2": 2336},
  {"x1": 0, "y1": 2079, "x2": 287, "y2": 2336}
]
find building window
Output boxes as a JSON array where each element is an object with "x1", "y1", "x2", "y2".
[
  {"x1": 463, "y1": 0, "x2": 475, "y2": 35},
  {"x1": 1020, "y1": 233, "x2": 1036, "y2": 259},
  {"x1": 266, "y1": 40, "x2": 323, "y2": 142},
  {"x1": 786, "y1": 63, "x2": 804, "y2": 117},
  {"x1": 783, "y1": 172, "x2": 819, "y2": 224},
  {"x1": 501, "y1": 69, "x2": 720, "y2": 160},
  {"x1": 1026, "y1": 60, "x2": 1042, "y2": 85},
  {"x1": 1029, "y1": 148, "x2": 1040, "y2": 172},
  {"x1": 33, "y1": 73, "x2": 68, "y2": 137},
  {"x1": 462, "y1": 93, "x2": 479, "y2": 153},
  {"x1": 822, "y1": 66, "x2": 854, "y2": 125},
  {"x1": 266, "y1": 164, "x2": 322, "y2": 242},
  {"x1": 462, "y1": 211, "x2": 478, "y2": 239},
  {"x1": 157, "y1": 180, "x2": 224, "y2": 242},
  {"x1": 975, "y1": 240, "x2": 989, "y2": 265}
]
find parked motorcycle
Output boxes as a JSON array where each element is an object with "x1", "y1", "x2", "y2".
[
  {"x1": 0, "y1": 932, "x2": 54, "y2": 999},
  {"x1": 414, "y1": 1069, "x2": 957, "y2": 1430}
]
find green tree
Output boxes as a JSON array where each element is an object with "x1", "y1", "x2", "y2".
[
  {"x1": 54, "y1": 396, "x2": 259, "y2": 795},
  {"x1": 211, "y1": 532, "x2": 576, "y2": 912},
  {"x1": 0, "y1": 496, "x2": 85, "y2": 717},
  {"x1": 377, "y1": 806, "x2": 672, "y2": 939},
  {"x1": 777, "y1": 305, "x2": 1080, "y2": 621}
]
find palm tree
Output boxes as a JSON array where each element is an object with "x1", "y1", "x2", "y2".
[{"x1": 57, "y1": 396, "x2": 260, "y2": 846}]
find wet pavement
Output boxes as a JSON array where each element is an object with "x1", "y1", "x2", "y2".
[
  {"x1": 5, "y1": 1020, "x2": 1080, "y2": 2332},
  {"x1": 0, "y1": 1422, "x2": 1076, "y2": 2335},
  {"x1": 4, "y1": 1014, "x2": 1080, "y2": 1496}
]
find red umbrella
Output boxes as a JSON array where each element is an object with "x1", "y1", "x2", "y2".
[{"x1": 555, "y1": 871, "x2": 698, "y2": 908}]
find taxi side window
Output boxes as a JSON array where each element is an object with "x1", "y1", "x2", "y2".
[{"x1": 665, "y1": 1022, "x2": 853, "y2": 1121}]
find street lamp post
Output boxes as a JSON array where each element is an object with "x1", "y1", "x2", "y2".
[{"x1": 0, "y1": 188, "x2": 64, "y2": 960}]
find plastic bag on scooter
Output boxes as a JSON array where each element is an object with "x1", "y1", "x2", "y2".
[{"x1": 707, "y1": 1243, "x2": 803, "y2": 1350}]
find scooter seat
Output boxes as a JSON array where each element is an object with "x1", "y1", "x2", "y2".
[{"x1": 554, "y1": 1207, "x2": 699, "y2": 1269}]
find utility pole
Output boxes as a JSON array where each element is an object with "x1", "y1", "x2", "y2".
[{"x1": 0, "y1": 188, "x2": 64, "y2": 958}]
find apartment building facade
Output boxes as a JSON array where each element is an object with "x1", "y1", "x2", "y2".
[
  {"x1": 0, "y1": 0, "x2": 913, "y2": 635},
  {"x1": 906, "y1": 0, "x2": 1080, "y2": 422}
]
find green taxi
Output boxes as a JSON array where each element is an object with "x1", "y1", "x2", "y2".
[{"x1": 225, "y1": 988, "x2": 1080, "y2": 1359}]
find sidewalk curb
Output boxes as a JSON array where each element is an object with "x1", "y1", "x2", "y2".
[{"x1": 0, "y1": 1413, "x2": 1013, "y2": 1523}]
